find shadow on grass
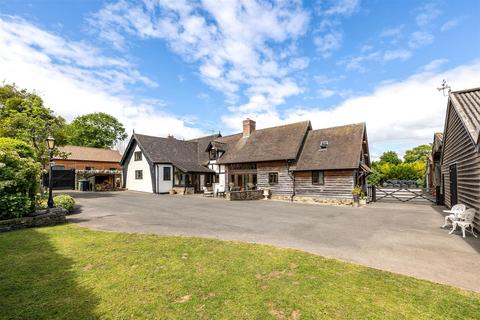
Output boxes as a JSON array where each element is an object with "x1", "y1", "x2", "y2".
[{"x1": 0, "y1": 228, "x2": 99, "y2": 319}]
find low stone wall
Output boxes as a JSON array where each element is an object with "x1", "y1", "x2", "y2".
[
  {"x1": 172, "y1": 187, "x2": 195, "y2": 195},
  {"x1": 227, "y1": 190, "x2": 264, "y2": 201},
  {"x1": 293, "y1": 195, "x2": 353, "y2": 206},
  {"x1": 0, "y1": 208, "x2": 67, "y2": 233}
]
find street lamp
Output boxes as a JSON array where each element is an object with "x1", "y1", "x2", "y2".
[{"x1": 47, "y1": 135, "x2": 55, "y2": 209}]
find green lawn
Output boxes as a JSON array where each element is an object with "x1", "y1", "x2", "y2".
[{"x1": 0, "y1": 225, "x2": 479, "y2": 319}]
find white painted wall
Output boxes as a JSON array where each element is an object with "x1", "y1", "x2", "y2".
[
  {"x1": 126, "y1": 145, "x2": 153, "y2": 193},
  {"x1": 155, "y1": 164, "x2": 173, "y2": 193},
  {"x1": 208, "y1": 160, "x2": 226, "y2": 194}
]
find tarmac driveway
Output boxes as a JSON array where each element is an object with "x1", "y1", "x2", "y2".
[{"x1": 67, "y1": 191, "x2": 480, "y2": 292}]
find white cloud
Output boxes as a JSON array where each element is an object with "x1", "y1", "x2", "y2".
[
  {"x1": 314, "y1": 31, "x2": 343, "y2": 57},
  {"x1": 312, "y1": 0, "x2": 360, "y2": 56},
  {"x1": 380, "y1": 25, "x2": 404, "y2": 39},
  {"x1": 440, "y1": 18, "x2": 461, "y2": 32},
  {"x1": 414, "y1": 2, "x2": 442, "y2": 27},
  {"x1": 408, "y1": 31, "x2": 434, "y2": 48},
  {"x1": 0, "y1": 16, "x2": 205, "y2": 139},
  {"x1": 90, "y1": 0, "x2": 310, "y2": 123},
  {"x1": 340, "y1": 49, "x2": 412, "y2": 72},
  {"x1": 420, "y1": 58, "x2": 448, "y2": 72},
  {"x1": 383, "y1": 49, "x2": 412, "y2": 62},
  {"x1": 284, "y1": 61, "x2": 480, "y2": 159}
]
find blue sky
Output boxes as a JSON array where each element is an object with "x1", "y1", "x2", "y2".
[{"x1": 1, "y1": 0, "x2": 479, "y2": 158}]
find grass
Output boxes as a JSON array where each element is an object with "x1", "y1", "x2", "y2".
[{"x1": 0, "y1": 225, "x2": 479, "y2": 320}]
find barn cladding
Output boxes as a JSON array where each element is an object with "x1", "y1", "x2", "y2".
[
  {"x1": 121, "y1": 119, "x2": 371, "y2": 204},
  {"x1": 439, "y1": 87, "x2": 480, "y2": 229}
]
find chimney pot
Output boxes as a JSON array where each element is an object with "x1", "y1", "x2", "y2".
[{"x1": 243, "y1": 118, "x2": 256, "y2": 137}]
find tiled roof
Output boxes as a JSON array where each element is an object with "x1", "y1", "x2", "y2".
[
  {"x1": 188, "y1": 133, "x2": 220, "y2": 165},
  {"x1": 56, "y1": 145, "x2": 121, "y2": 162},
  {"x1": 216, "y1": 121, "x2": 311, "y2": 164},
  {"x1": 449, "y1": 87, "x2": 480, "y2": 144},
  {"x1": 133, "y1": 134, "x2": 213, "y2": 173},
  {"x1": 294, "y1": 123, "x2": 365, "y2": 171}
]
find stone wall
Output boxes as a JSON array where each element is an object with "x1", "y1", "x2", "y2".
[
  {"x1": 0, "y1": 208, "x2": 67, "y2": 233},
  {"x1": 227, "y1": 190, "x2": 264, "y2": 201},
  {"x1": 293, "y1": 196, "x2": 353, "y2": 206},
  {"x1": 172, "y1": 187, "x2": 195, "y2": 195}
]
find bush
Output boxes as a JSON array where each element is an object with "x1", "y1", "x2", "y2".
[
  {"x1": 53, "y1": 194, "x2": 75, "y2": 212},
  {"x1": 37, "y1": 194, "x2": 75, "y2": 212},
  {"x1": 0, "y1": 148, "x2": 41, "y2": 220}
]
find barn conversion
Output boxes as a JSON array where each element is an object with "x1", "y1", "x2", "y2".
[
  {"x1": 439, "y1": 87, "x2": 480, "y2": 229},
  {"x1": 121, "y1": 119, "x2": 370, "y2": 203}
]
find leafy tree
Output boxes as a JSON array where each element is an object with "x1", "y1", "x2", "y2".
[
  {"x1": 403, "y1": 144, "x2": 432, "y2": 163},
  {"x1": 379, "y1": 151, "x2": 402, "y2": 165},
  {"x1": 66, "y1": 112, "x2": 127, "y2": 148},
  {"x1": 0, "y1": 138, "x2": 41, "y2": 219},
  {"x1": 0, "y1": 84, "x2": 67, "y2": 166}
]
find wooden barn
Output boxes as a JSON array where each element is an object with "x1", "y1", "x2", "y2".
[{"x1": 440, "y1": 87, "x2": 480, "y2": 229}]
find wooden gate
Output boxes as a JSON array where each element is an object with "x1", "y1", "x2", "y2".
[
  {"x1": 43, "y1": 169, "x2": 76, "y2": 190},
  {"x1": 368, "y1": 186, "x2": 435, "y2": 204}
]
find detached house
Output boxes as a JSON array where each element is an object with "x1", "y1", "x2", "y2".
[
  {"x1": 121, "y1": 119, "x2": 370, "y2": 203},
  {"x1": 440, "y1": 87, "x2": 480, "y2": 229}
]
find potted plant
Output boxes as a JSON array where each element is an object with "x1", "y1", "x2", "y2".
[
  {"x1": 263, "y1": 188, "x2": 270, "y2": 200},
  {"x1": 359, "y1": 191, "x2": 367, "y2": 206},
  {"x1": 352, "y1": 186, "x2": 362, "y2": 206}
]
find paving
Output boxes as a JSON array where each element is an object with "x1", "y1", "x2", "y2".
[{"x1": 66, "y1": 190, "x2": 480, "y2": 292}]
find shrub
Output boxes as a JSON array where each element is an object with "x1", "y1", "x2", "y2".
[
  {"x1": 0, "y1": 148, "x2": 41, "y2": 220},
  {"x1": 36, "y1": 194, "x2": 75, "y2": 212},
  {"x1": 52, "y1": 194, "x2": 75, "y2": 212}
]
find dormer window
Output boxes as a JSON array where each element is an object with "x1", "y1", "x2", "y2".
[{"x1": 320, "y1": 141, "x2": 329, "y2": 150}]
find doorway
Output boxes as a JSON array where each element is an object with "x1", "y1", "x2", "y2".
[{"x1": 449, "y1": 164, "x2": 458, "y2": 206}]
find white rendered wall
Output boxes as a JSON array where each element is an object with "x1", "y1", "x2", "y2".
[
  {"x1": 155, "y1": 164, "x2": 173, "y2": 193},
  {"x1": 126, "y1": 145, "x2": 153, "y2": 193}
]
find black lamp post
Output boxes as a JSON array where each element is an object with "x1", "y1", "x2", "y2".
[{"x1": 47, "y1": 135, "x2": 55, "y2": 209}]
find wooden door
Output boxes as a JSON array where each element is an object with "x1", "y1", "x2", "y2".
[{"x1": 449, "y1": 164, "x2": 458, "y2": 206}]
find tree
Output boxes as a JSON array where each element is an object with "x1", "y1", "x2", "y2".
[
  {"x1": 0, "y1": 138, "x2": 41, "y2": 219},
  {"x1": 379, "y1": 151, "x2": 402, "y2": 165},
  {"x1": 0, "y1": 84, "x2": 67, "y2": 166},
  {"x1": 404, "y1": 144, "x2": 432, "y2": 163},
  {"x1": 66, "y1": 112, "x2": 127, "y2": 148}
]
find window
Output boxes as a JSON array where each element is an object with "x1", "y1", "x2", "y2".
[
  {"x1": 52, "y1": 165, "x2": 65, "y2": 170},
  {"x1": 312, "y1": 170, "x2": 324, "y2": 185},
  {"x1": 320, "y1": 141, "x2": 329, "y2": 150},
  {"x1": 163, "y1": 167, "x2": 171, "y2": 181},
  {"x1": 134, "y1": 151, "x2": 142, "y2": 161},
  {"x1": 135, "y1": 170, "x2": 143, "y2": 180},
  {"x1": 268, "y1": 172, "x2": 278, "y2": 185}
]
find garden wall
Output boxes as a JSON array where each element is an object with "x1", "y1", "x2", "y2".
[{"x1": 0, "y1": 208, "x2": 67, "y2": 232}]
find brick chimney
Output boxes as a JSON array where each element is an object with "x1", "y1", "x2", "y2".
[{"x1": 242, "y1": 118, "x2": 256, "y2": 137}]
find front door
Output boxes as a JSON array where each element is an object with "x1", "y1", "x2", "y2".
[{"x1": 449, "y1": 164, "x2": 458, "y2": 206}]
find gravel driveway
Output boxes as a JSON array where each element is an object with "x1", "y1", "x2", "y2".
[{"x1": 67, "y1": 190, "x2": 480, "y2": 292}]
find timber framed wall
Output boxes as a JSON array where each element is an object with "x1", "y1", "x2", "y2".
[
  {"x1": 294, "y1": 170, "x2": 355, "y2": 199},
  {"x1": 441, "y1": 105, "x2": 480, "y2": 228}
]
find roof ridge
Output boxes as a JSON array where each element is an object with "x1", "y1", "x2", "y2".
[
  {"x1": 135, "y1": 133, "x2": 197, "y2": 144},
  {"x1": 450, "y1": 86, "x2": 480, "y2": 94},
  {"x1": 61, "y1": 144, "x2": 118, "y2": 151},
  {"x1": 309, "y1": 122, "x2": 365, "y2": 132}
]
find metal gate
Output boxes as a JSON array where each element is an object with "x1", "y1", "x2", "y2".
[
  {"x1": 43, "y1": 169, "x2": 76, "y2": 190},
  {"x1": 368, "y1": 186, "x2": 435, "y2": 204}
]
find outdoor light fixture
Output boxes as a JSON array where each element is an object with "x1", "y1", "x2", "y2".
[
  {"x1": 47, "y1": 135, "x2": 55, "y2": 150},
  {"x1": 47, "y1": 135, "x2": 55, "y2": 209}
]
